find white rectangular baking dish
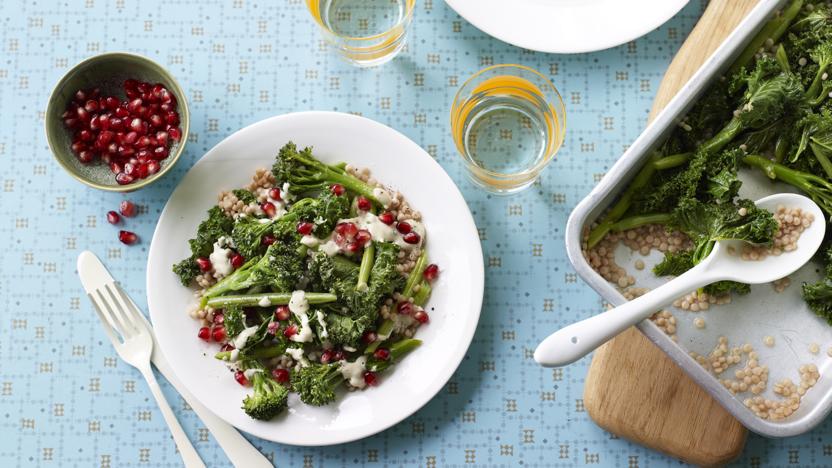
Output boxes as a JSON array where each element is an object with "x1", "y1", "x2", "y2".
[{"x1": 565, "y1": 0, "x2": 832, "y2": 437}]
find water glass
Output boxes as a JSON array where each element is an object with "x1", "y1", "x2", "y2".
[
  {"x1": 450, "y1": 64, "x2": 566, "y2": 194},
  {"x1": 307, "y1": 0, "x2": 415, "y2": 67}
]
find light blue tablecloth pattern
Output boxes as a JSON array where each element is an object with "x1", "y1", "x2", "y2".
[{"x1": 3, "y1": 0, "x2": 832, "y2": 466}]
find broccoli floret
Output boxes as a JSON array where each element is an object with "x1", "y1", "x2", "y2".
[
  {"x1": 803, "y1": 280, "x2": 832, "y2": 323},
  {"x1": 223, "y1": 305, "x2": 247, "y2": 338},
  {"x1": 232, "y1": 217, "x2": 277, "y2": 258},
  {"x1": 325, "y1": 312, "x2": 374, "y2": 347},
  {"x1": 272, "y1": 142, "x2": 382, "y2": 205},
  {"x1": 172, "y1": 257, "x2": 200, "y2": 286},
  {"x1": 242, "y1": 371, "x2": 288, "y2": 420},
  {"x1": 233, "y1": 189, "x2": 257, "y2": 205},
  {"x1": 293, "y1": 363, "x2": 343, "y2": 406}
]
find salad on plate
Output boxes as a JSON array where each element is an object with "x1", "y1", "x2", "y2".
[{"x1": 172, "y1": 142, "x2": 439, "y2": 420}]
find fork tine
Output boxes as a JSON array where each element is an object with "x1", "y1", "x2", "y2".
[
  {"x1": 113, "y1": 283, "x2": 151, "y2": 335},
  {"x1": 108, "y1": 283, "x2": 147, "y2": 334},
  {"x1": 97, "y1": 288, "x2": 131, "y2": 339},
  {"x1": 87, "y1": 292, "x2": 123, "y2": 348},
  {"x1": 104, "y1": 285, "x2": 138, "y2": 338}
]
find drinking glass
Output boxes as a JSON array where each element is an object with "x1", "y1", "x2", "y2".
[
  {"x1": 451, "y1": 64, "x2": 566, "y2": 194},
  {"x1": 306, "y1": 0, "x2": 415, "y2": 67}
]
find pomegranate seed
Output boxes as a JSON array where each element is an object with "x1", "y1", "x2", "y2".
[
  {"x1": 115, "y1": 172, "x2": 134, "y2": 185},
  {"x1": 297, "y1": 222, "x2": 314, "y2": 235},
  {"x1": 329, "y1": 184, "x2": 345, "y2": 196},
  {"x1": 165, "y1": 111, "x2": 179, "y2": 126},
  {"x1": 127, "y1": 98, "x2": 142, "y2": 113},
  {"x1": 118, "y1": 230, "x2": 138, "y2": 245},
  {"x1": 320, "y1": 349, "x2": 334, "y2": 364},
  {"x1": 84, "y1": 99, "x2": 99, "y2": 112},
  {"x1": 118, "y1": 145, "x2": 135, "y2": 158},
  {"x1": 106, "y1": 211, "x2": 121, "y2": 224},
  {"x1": 138, "y1": 82, "x2": 151, "y2": 93},
  {"x1": 267, "y1": 321, "x2": 279, "y2": 335},
  {"x1": 362, "y1": 330, "x2": 377, "y2": 344},
  {"x1": 129, "y1": 117, "x2": 144, "y2": 133},
  {"x1": 196, "y1": 257, "x2": 212, "y2": 272},
  {"x1": 261, "y1": 202, "x2": 277, "y2": 218},
  {"x1": 105, "y1": 96, "x2": 120, "y2": 110},
  {"x1": 212, "y1": 312, "x2": 224, "y2": 324},
  {"x1": 135, "y1": 163, "x2": 149, "y2": 179},
  {"x1": 96, "y1": 130, "x2": 114, "y2": 146},
  {"x1": 396, "y1": 221, "x2": 412, "y2": 234},
  {"x1": 413, "y1": 310, "x2": 429, "y2": 324},
  {"x1": 124, "y1": 79, "x2": 139, "y2": 91},
  {"x1": 220, "y1": 343, "x2": 235, "y2": 352},
  {"x1": 122, "y1": 131, "x2": 138, "y2": 145},
  {"x1": 98, "y1": 114, "x2": 111, "y2": 130},
  {"x1": 71, "y1": 141, "x2": 86, "y2": 153},
  {"x1": 373, "y1": 348, "x2": 390, "y2": 361},
  {"x1": 356, "y1": 196, "x2": 372, "y2": 211},
  {"x1": 345, "y1": 242, "x2": 360, "y2": 253},
  {"x1": 335, "y1": 222, "x2": 358, "y2": 237},
  {"x1": 397, "y1": 302, "x2": 413, "y2": 315},
  {"x1": 149, "y1": 114, "x2": 164, "y2": 128},
  {"x1": 78, "y1": 129, "x2": 94, "y2": 142},
  {"x1": 423, "y1": 264, "x2": 439, "y2": 281},
  {"x1": 403, "y1": 232, "x2": 421, "y2": 244},
  {"x1": 363, "y1": 371, "x2": 378, "y2": 386},
  {"x1": 146, "y1": 160, "x2": 161, "y2": 175},
  {"x1": 136, "y1": 136, "x2": 151, "y2": 148},
  {"x1": 283, "y1": 325, "x2": 298, "y2": 338},
  {"x1": 74, "y1": 89, "x2": 87, "y2": 103},
  {"x1": 119, "y1": 200, "x2": 136, "y2": 217},
  {"x1": 155, "y1": 131, "x2": 169, "y2": 146},
  {"x1": 123, "y1": 162, "x2": 137, "y2": 177},
  {"x1": 168, "y1": 127, "x2": 182, "y2": 141},
  {"x1": 261, "y1": 234, "x2": 275, "y2": 246},
  {"x1": 355, "y1": 230, "x2": 372, "y2": 246},
  {"x1": 230, "y1": 253, "x2": 245, "y2": 269},
  {"x1": 197, "y1": 327, "x2": 211, "y2": 341},
  {"x1": 107, "y1": 143, "x2": 118, "y2": 155},
  {"x1": 77, "y1": 150, "x2": 95, "y2": 163},
  {"x1": 212, "y1": 326, "x2": 227, "y2": 342},
  {"x1": 64, "y1": 117, "x2": 80, "y2": 129},
  {"x1": 333, "y1": 350, "x2": 346, "y2": 361},
  {"x1": 110, "y1": 162, "x2": 123, "y2": 174},
  {"x1": 114, "y1": 106, "x2": 129, "y2": 118},
  {"x1": 272, "y1": 368, "x2": 290, "y2": 384},
  {"x1": 152, "y1": 146, "x2": 169, "y2": 160},
  {"x1": 275, "y1": 306, "x2": 291, "y2": 321},
  {"x1": 268, "y1": 188, "x2": 281, "y2": 201},
  {"x1": 89, "y1": 115, "x2": 101, "y2": 131},
  {"x1": 76, "y1": 107, "x2": 90, "y2": 122},
  {"x1": 234, "y1": 370, "x2": 250, "y2": 386},
  {"x1": 109, "y1": 116, "x2": 124, "y2": 130}
]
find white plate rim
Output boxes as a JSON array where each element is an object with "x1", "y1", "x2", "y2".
[
  {"x1": 146, "y1": 111, "x2": 485, "y2": 445},
  {"x1": 444, "y1": 0, "x2": 689, "y2": 54}
]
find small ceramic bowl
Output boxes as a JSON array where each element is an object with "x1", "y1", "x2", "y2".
[{"x1": 45, "y1": 52, "x2": 190, "y2": 192}]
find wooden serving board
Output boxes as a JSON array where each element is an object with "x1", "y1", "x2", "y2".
[{"x1": 582, "y1": 1, "x2": 760, "y2": 466}]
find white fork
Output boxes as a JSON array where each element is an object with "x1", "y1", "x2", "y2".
[{"x1": 87, "y1": 281, "x2": 206, "y2": 468}]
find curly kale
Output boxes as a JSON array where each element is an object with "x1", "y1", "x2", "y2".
[
  {"x1": 233, "y1": 189, "x2": 257, "y2": 205},
  {"x1": 172, "y1": 206, "x2": 234, "y2": 285},
  {"x1": 242, "y1": 371, "x2": 289, "y2": 420},
  {"x1": 293, "y1": 363, "x2": 343, "y2": 406},
  {"x1": 653, "y1": 250, "x2": 750, "y2": 296},
  {"x1": 223, "y1": 305, "x2": 247, "y2": 338},
  {"x1": 172, "y1": 258, "x2": 200, "y2": 287}
]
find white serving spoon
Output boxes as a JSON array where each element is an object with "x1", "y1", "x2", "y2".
[{"x1": 535, "y1": 193, "x2": 827, "y2": 368}]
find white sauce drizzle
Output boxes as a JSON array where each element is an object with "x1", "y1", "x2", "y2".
[
  {"x1": 243, "y1": 368, "x2": 262, "y2": 380},
  {"x1": 372, "y1": 187, "x2": 393, "y2": 208},
  {"x1": 300, "y1": 235, "x2": 320, "y2": 248},
  {"x1": 315, "y1": 310, "x2": 329, "y2": 338},
  {"x1": 339, "y1": 356, "x2": 368, "y2": 389},
  {"x1": 394, "y1": 219, "x2": 426, "y2": 250},
  {"x1": 319, "y1": 240, "x2": 341, "y2": 256},
  {"x1": 257, "y1": 296, "x2": 271, "y2": 307},
  {"x1": 233, "y1": 326, "x2": 260, "y2": 349},
  {"x1": 209, "y1": 240, "x2": 233, "y2": 278},
  {"x1": 339, "y1": 212, "x2": 396, "y2": 243},
  {"x1": 285, "y1": 347, "x2": 310, "y2": 368},
  {"x1": 288, "y1": 291, "x2": 314, "y2": 343}
]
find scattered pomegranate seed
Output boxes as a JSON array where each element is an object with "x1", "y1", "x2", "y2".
[
  {"x1": 373, "y1": 348, "x2": 391, "y2": 361},
  {"x1": 118, "y1": 230, "x2": 138, "y2": 245},
  {"x1": 333, "y1": 350, "x2": 346, "y2": 361},
  {"x1": 362, "y1": 330, "x2": 377, "y2": 344},
  {"x1": 220, "y1": 343, "x2": 235, "y2": 352},
  {"x1": 335, "y1": 222, "x2": 358, "y2": 237},
  {"x1": 423, "y1": 264, "x2": 439, "y2": 281},
  {"x1": 234, "y1": 370, "x2": 250, "y2": 386},
  {"x1": 268, "y1": 187, "x2": 282, "y2": 201},
  {"x1": 230, "y1": 253, "x2": 245, "y2": 269},
  {"x1": 397, "y1": 302, "x2": 413, "y2": 315},
  {"x1": 106, "y1": 211, "x2": 121, "y2": 224},
  {"x1": 403, "y1": 232, "x2": 421, "y2": 244},
  {"x1": 297, "y1": 222, "x2": 314, "y2": 235},
  {"x1": 261, "y1": 201, "x2": 277, "y2": 218},
  {"x1": 378, "y1": 212, "x2": 395, "y2": 225},
  {"x1": 413, "y1": 310, "x2": 429, "y2": 324},
  {"x1": 283, "y1": 325, "x2": 298, "y2": 338},
  {"x1": 330, "y1": 184, "x2": 345, "y2": 196},
  {"x1": 320, "y1": 349, "x2": 334, "y2": 364},
  {"x1": 363, "y1": 371, "x2": 378, "y2": 386},
  {"x1": 275, "y1": 306, "x2": 291, "y2": 321},
  {"x1": 267, "y1": 321, "x2": 279, "y2": 335},
  {"x1": 196, "y1": 257, "x2": 212, "y2": 272},
  {"x1": 356, "y1": 196, "x2": 372, "y2": 211},
  {"x1": 345, "y1": 242, "x2": 361, "y2": 253},
  {"x1": 272, "y1": 368, "x2": 290, "y2": 383},
  {"x1": 212, "y1": 312, "x2": 224, "y2": 324},
  {"x1": 146, "y1": 160, "x2": 161, "y2": 175},
  {"x1": 212, "y1": 326, "x2": 227, "y2": 342},
  {"x1": 197, "y1": 327, "x2": 211, "y2": 341},
  {"x1": 119, "y1": 200, "x2": 136, "y2": 217},
  {"x1": 396, "y1": 221, "x2": 412, "y2": 234},
  {"x1": 261, "y1": 234, "x2": 276, "y2": 246},
  {"x1": 355, "y1": 230, "x2": 372, "y2": 246},
  {"x1": 168, "y1": 127, "x2": 182, "y2": 141}
]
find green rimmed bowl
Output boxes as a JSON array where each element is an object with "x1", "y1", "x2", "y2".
[{"x1": 45, "y1": 52, "x2": 190, "y2": 192}]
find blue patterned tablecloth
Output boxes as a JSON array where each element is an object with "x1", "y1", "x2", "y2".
[{"x1": 3, "y1": 0, "x2": 832, "y2": 466}]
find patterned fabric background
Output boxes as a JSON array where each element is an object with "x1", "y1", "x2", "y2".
[{"x1": 2, "y1": 0, "x2": 832, "y2": 466}]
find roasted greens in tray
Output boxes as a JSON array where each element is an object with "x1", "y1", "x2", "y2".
[
  {"x1": 173, "y1": 142, "x2": 438, "y2": 420},
  {"x1": 587, "y1": 0, "x2": 832, "y2": 320}
]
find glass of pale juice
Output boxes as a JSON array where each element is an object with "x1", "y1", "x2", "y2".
[
  {"x1": 306, "y1": 0, "x2": 415, "y2": 67},
  {"x1": 451, "y1": 64, "x2": 566, "y2": 194}
]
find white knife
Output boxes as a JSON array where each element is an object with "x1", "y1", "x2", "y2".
[{"x1": 77, "y1": 250, "x2": 273, "y2": 468}]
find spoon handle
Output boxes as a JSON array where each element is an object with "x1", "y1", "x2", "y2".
[{"x1": 534, "y1": 262, "x2": 718, "y2": 367}]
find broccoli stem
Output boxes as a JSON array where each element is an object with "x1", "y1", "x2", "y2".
[
  {"x1": 775, "y1": 44, "x2": 791, "y2": 73},
  {"x1": 413, "y1": 280, "x2": 432, "y2": 306},
  {"x1": 700, "y1": 117, "x2": 743, "y2": 155},
  {"x1": 215, "y1": 344, "x2": 286, "y2": 361},
  {"x1": 357, "y1": 242, "x2": 375, "y2": 292},
  {"x1": 808, "y1": 58, "x2": 832, "y2": 102},
  {"x1": 810, "y1": 142, "x2": 832, "y2": 180},
  {"x1": 729, "y1": 0, "x2": 803, "y2": 76},
  {"x1": 364, "y1": 319, "x2": 395, "y2": 354},
  {"x1": 743, "y1": 154, "x2": 832, "y2": 215},
  {"x1": 295, "y1": 150, "x2": 380, "y2": 203},
  {"x1": 652, "y1": 152, "x2": 692, "y2": 170},
  {"x1": 402, "y1": 250, "x2": 428, "y2": 298},
  {"x1": 367, "y1": 339, "x2": 422, "y2": 372},
  {"x1": 206, "y1": 292, "x2": 337, "y2": 308},
  {"x1": 609, "y1": 213, "x2": 672, "y2": 233}
]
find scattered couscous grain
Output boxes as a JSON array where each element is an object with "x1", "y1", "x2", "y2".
[
  {"x1": 742, "y1": 206, "x2": 814, "y2": 260},
  {"x1": 634, "y1": 259, "x2": 645, "y2": 270},
  {"x1": 809, "y1": 342, "x2": 820, "y2": 354},
  {"x1": 763, "y1": 336, "x2": 775, "y2": 347},
  {"x1": 693, "y1": 317, "x2": 705, "y2": 329}
]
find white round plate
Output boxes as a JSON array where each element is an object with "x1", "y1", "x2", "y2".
[
  {"x1": 146, "y1": 111, "x2": 484, "y2": 445},
  {"x1": 444, "y1": 0, "x2": 689, "y2": 54}
]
